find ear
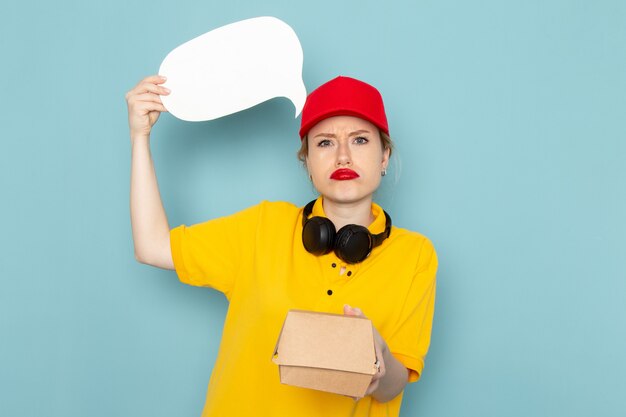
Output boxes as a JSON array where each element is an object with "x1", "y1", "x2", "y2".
[{"x1": 381, "y1": 146, "x2": 391, "y2": 170}]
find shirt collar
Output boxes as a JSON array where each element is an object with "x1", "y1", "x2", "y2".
[{"x1": 310, "y1": 196, "x2": 387, "y2": 234}]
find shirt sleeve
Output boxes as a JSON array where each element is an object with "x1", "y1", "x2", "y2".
[
  {"x1": 169, "y1": 204, "x2": 261, "y2": 298},
  {"x1": 388, "y1": 237, "x2": 438, "y2": 383}
]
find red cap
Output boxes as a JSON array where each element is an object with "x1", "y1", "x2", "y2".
[{"x1": 299, "y1": 76, "x2": 389, "y2": 139}]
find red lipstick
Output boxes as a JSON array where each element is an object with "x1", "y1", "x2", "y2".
[{"x1": 330, "y1": 168, "x2": 360, "y2": 180}]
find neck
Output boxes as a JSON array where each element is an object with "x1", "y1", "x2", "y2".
[{"x1": 321, "y1": 197, "x2": 375, "y2": 230}]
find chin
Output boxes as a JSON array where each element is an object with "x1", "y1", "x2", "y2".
[
  {"x1": 320, "y1": 190, "x2": 374, "y2": 206},
  {"x1": 314, "y1": 180, "x2": 378, "y2": 204}
]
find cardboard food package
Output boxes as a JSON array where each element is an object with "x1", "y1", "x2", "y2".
[{"x1": 272, "y1": 310, "x2": 378, "y2": 397}]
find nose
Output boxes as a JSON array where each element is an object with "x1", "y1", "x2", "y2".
[{"x1": 336, "y1": 140, "x2": 352, "y2": 166}]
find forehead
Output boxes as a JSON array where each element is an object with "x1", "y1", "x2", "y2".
[{"x1": 308, "y1": 115, "x2": 378, "y2": 137}]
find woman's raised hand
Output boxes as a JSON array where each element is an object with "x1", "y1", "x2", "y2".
[
  {"x1": 127, "y1": 75, "x2": 175, "y2": 270},
  {"x1": 125, "y1": 75, "x2": 170, "y2": 140}
]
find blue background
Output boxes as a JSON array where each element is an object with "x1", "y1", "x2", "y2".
[{"x1": 1, "y1": 1, "x2": 625, "y2": 416}]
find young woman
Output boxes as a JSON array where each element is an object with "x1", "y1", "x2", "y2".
[{"x1": 126, "y1": 75, "x2": 437, "y2": 417}]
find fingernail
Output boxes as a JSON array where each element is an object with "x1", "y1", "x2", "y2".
[
  {"x1": 163, "y1": 87, "x2": 171, "y2": 93},
  {"x1": 160, "y1": 75, "x2": 167, "y2": 80}
]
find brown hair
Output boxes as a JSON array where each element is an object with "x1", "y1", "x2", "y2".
[{"x1": 297, "y1": 130, "x2": 394, "y2": 166}]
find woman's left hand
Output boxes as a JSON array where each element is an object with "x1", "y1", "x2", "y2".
[{"x1": 343, "y1": 304, "x2": 388, "y2": 398}]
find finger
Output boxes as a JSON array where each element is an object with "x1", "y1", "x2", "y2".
[
  {"x1": 377, "y1": 358, "x2": 386, "y2": 378},
  {"x1": 365, "y1": 379, "x2": 380, "y2": 396},
  {"x1": 126, "y1": 81, "x2": 170, "y2": 100},
  {"x1": 128, "y1": 93, "x2": 167, "y2": 112},
  {"x1": 141, "y1": 74, "x2": 168, "y2": 85},
  {"x1": 135, "y1": 83, "x2": 170, "y2": 97},
  {"x1": 373, "y1": 340, "x2": 386, "y2": 377},
  {"x1": 126, "y1": 76, "x2": 163, "y2": 97},
  {"x1": 132, "y1": 92, "x2": 166, "y2": 105},
  {"x1": 343, "y1": 304, "x2": 365, "y2": 317},
  {"x1": 132, "y1": 100, "x2": 168, "y2": 114}
]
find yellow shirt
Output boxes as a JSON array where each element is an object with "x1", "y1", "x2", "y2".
[{"x1": 170, "y1": 198, "x2": 437, "y2": 417}]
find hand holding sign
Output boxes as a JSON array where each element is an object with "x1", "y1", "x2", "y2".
[{"x1": 159, "y1": 16, "x2": 306, "y2": 122}]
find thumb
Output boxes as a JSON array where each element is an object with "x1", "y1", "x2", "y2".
[{"x1": 343, "y1": 304, "x2": 364, "y2": 317}]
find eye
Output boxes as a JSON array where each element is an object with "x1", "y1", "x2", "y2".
[
  {"x1": 354, "y1": 136, "x2": 369, "y2": 145},
  {"x1": 317, "y1": 138, "x2": 333, "y2": 147}
]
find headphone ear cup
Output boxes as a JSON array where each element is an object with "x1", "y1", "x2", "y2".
[
  {"x1": 302, "y1": 216, "x2": 336, "y2": 256},
  {"x1": 334, "y1": 225, "x2": 373, "y2": 264}
]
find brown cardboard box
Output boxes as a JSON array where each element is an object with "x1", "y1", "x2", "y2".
[{"x1": 272, "y1": 310, "x2": 377, "y2": 397}]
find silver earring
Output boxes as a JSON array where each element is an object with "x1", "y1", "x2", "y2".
[{"x1": 381, "y1": 169, "x2": 387, "y2": 177}]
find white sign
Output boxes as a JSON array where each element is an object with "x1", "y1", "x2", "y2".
[{"x1": 159, "y1": 16, "x2": 306, "y2": 122}]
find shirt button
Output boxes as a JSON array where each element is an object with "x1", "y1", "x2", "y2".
[
  {"x1": 327, "y1": 289, "x2": 333, "y2": 296},
  {"x1": 331, "y1": 263, "x2": 337, "y2": 268},
  {"x1": 347, "y1": 271, "x2": 352, "y2": 277}
]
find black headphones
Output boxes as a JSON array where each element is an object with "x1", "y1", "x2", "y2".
[{"x1": 301, "y1": 200, "x2": 392, "y2": 264}]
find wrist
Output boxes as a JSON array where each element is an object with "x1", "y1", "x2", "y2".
[{"x1": 130, "y1": 133, "x2": 150, "y2": 146}]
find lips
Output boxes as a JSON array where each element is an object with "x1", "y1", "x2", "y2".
[{"x1": 330, "y1": 168, "x2": 360, "y2": 180}]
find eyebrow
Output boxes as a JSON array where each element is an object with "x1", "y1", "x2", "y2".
[{"x1": 312, "y1": 129, "x2": 372, "y2": 139}]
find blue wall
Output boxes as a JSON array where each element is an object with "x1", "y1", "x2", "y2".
[{"x1": 1, "y1": 1, "x2": 624, "y2": 416}]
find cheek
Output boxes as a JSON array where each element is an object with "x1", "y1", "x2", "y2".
[
  {"x1": 363, "y1": 151, "x2": 385, "y2": 169},
  {"x1": 306, "y1": 153, "x2": 330, "y2": 173}
]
